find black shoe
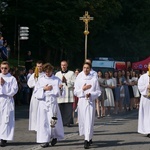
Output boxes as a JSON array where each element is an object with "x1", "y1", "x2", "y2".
[
  {"x1": 40, "y1": 143, "x2": 49, "y2": 148},
  {"x1": 84, "y1": 140, "x2": 90, "y2": 149},
  {"x1": 89, "y1": 139, "x2": 93, "y2": 145},
  {"x1": 0, "y1": 139, "x2": 7, "y2": 147},
  {"x1": 51, "y1": 138, "x2": 57, "y2": 146},
  {"x1": 147, "y1": 134, "x2": 150, "y2": 138},
  {"x1": 3, "y1": 140, "x2": 7, "y2": 143}
]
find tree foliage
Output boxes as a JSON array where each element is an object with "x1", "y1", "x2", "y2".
[{"x1": 0, "y1": 0, "x2": 150, "y2": 68}]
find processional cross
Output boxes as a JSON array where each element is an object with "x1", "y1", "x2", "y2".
[{"x1": 79, "y1": 11, "x2": 94, "y2": 61}]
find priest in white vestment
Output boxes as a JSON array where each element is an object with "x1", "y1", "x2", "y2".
[
  {"x1": 138, "y1": 64, "x2": 150, "y2": 137},
  {"x1": 0, "y1": 61, "x2": 18, "y2": 147},
  {"x1": 27, "y1": 61, "x2": 44, "y2": 131},
  {"x1": 55, "y1": 60, "x2": 75, "y2": 126},
  {"x1": 74, "y1": 62, "x2": 101, "y2": 149},
  {"x1": 34, "y1": 63, "x2": 64, "y2": 148}
]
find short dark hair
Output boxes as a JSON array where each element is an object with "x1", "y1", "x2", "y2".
[
  {"x1": 61, "y1": 60, "x2": 68, "y2": 64},
  {"x1": 75, "y1": 68, "x2": 80, "y2": 72},
  {"x1": 36, "y1": 60, "x2": 43, "y2": 64},
  {"x1": 83, "y1": 62, "x2": 92, "y2": 69}
]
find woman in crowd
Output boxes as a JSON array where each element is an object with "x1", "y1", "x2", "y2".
[
  {"x1": 104, "y1": 71, "x2": 115, "y2": 116},
  {"x1": 121, "y1": 70, "x2": 130, "y2": 111},
  {"x1": 131, "y1": 71, "x2": 140, "y2": 109},
  {"x1": 113, "y1": 71, "x2": 122, "y2": 114},
  {"x1": 96, "y1": 70, "x2": 107, "y2": 118},
  {"x1": 126, "y1": 70, "x2": 135, "y2": 110},
  {"x1": 118, "y1": 70, "x2": 125, "y2": 112}
]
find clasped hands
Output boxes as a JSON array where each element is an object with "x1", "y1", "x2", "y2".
[
  {"x1": 43, "y1": 84, "x2": 53, "y2": 91},
  {"x1": 0, "y1": 77, "x2": 5, "y2": 86},
  {"x1": 62, "y1": 76, "x2": 67, "y2": 83},
  {"x1": 82, "y1": 84, "x2": 91, "y2": 99}
]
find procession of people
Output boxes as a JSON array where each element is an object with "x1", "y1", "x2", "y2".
[{"x1": 0, "y1": 58, "x2": 149, "y2": 149}]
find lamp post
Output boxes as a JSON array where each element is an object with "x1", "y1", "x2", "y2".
[
  {"x1": 18, "y1": 25, "x2": 29, "y2": 66},
  {"x1": 79, "y1": 11, "x2": 94, "y2": 61}
]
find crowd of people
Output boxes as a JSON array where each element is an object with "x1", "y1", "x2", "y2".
[
  {"x1": 0, "y1": 58, "x2": 150, "y2": 149},
  {"x1": 95, "y1": 69, "x2": 141, "y2": 118}
]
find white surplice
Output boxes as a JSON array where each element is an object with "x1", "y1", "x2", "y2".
[
  {"x1": 55, "y1": 70, "x2": 75, "y2": 103},
  {"x1": 34, "y1": 74, "x2": 64, "y2": 143},
  {"x1": 0, "y1": 73, "x2": 18, "y2": 140},
  {"x1": 76, "y1": 69, "x2": 98, "y2": 81},
  {"x1": 74, "y1": 73, "x2": 101, "y2": 141},
  {"x1": 138, "y1": 72, "x2": 150, "y2": 134},
  {"x1": 27, "y1": 72, "x2": 45, "y2": 131}
]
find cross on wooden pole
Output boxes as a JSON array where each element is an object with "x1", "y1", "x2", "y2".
[{"x1": 79, "y1": 11, "x2": 94, "y2": 61}]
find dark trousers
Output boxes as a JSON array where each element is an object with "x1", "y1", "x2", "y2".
[{"x1": 59, "y1": 103, "x2": 73, "y2": 125}]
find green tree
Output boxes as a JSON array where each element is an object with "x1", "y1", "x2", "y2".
[{"x1": 1, "y1": 0, "x2": 150, "y2": 68}]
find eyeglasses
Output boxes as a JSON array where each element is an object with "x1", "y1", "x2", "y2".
[{"x1": 1, "y1": 67, "x2": 8, "y2": 70}]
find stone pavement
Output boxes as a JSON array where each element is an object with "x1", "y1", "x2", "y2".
[{"x1": 1, "y1": 106, "x2": 150, "y2": 150}]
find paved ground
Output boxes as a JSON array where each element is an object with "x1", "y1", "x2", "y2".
[{"x1": 1, "y1": 106, "x2": 150, "y2": 150}]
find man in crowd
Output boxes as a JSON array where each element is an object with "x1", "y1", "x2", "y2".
[
  {"x1": 0, "y1": 32, "x2": 8, "y2": 61},
  {"x1": 25, "y1": 51, "x2": 33, "y2": 73},
  {"x1": 55, "y1": 60, "x2": 75, "y2": 127},
  {"x1": 1, "y1": 39, "x2": 8, "y2": 61},
  {"x1": 0, "y1": 32, "x2": 3, "y2": 51},
  {"x1": 0, "y1": 61, "x2": 18, "y2": 147}
]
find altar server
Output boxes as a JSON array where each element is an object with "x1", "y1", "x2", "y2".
[
  {"x1": 0, "y1": 61, "x2": 18, "y2": 147},
  {"x1": 138, "y1": 62, "x2": 150, "y2": 137},
  {"x1": 76, "y1": 59, "x2": 98, "y2": 80},
  {"x1": 34, "y1": 63, "x2": 64, "y2": 148},
  {"x1": 74, "y1": 62, "x2": 101, "y2": 149},
  {"x1": 28, "y1": 60, "x2": 44, "y2": 131}
]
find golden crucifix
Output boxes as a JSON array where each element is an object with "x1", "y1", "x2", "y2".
[{"x1": 79, "y1": 11, "x2": 94, "y2": 61}]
